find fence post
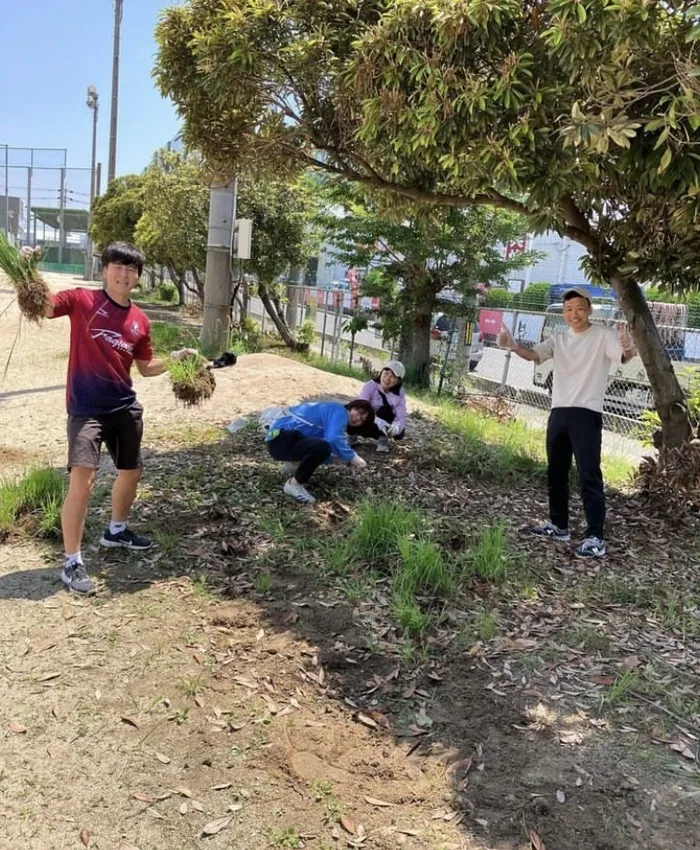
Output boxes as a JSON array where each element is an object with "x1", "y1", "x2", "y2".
[
  {"x1": 498, "y1": 310, "x2": 519, "y2": 394},
  {"x1": 332, "y1": 292, "x2": 343, "y2": 360},
  {"x1": 320, "y1": 292, "x2": 329, "y2": 357}
]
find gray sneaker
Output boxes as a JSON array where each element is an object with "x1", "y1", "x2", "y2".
[
  {"x1": 376, "y1": 436, "x2": 389, "y2": 453},
  {"x1": 575, "y1": 536, "x2": 606, "y2": 558},
  {"x1": 60, "y1": 563, "x2": 95, "y2": 594},
  {"x1": 283, "y1": 479, "x2": 316, "y2": 504},
  {"x1": 529, "y1": 521, "x2": 571, "y2": 542}
]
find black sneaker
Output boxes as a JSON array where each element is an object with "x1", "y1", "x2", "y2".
[
  {"x1": 99, "y1": 527, "x2": 153, "y2": 550},
  {"x1": 529, "y1": 521, "x2": 571, "y2": 542}
]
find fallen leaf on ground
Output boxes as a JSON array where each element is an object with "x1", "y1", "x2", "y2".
[
  {"x1": 132, "y1": 792, "x2": 154, "y2": 804},
  {"x1": 8, "y1": 722, "x2": 27, "y2": 734},
  {"x1": 559, "y1": 730, "x2": 583, "y2": 745},
  {"x1": 364, "y1": 796, "x2": 393, "y2": 807},
  {"x1": 173, "y1": 787, "x2": 192, "y2": 798},
  {"x1": 201, "y1": 815, "x2": 233, "y2": 836},
  {"x1": 191, "y1": 800, "x2": 204, "y2": 812},
  {"x1": 80, "y1": 828, "x2": 90, "y2": 847},
  {"x1": 356, "y1": 713, "x2": 378, "y2": 730},
  {"x1": 556, "y1": 789, "x2": 566, "y2": 804},
  {"x1": 155, "y1": 752, "x2": 171, "y2": 764},
  {"x1": 194, "y1": 695, "x2": 205, "y2": 708},
  {"x1": 531, "y1": 830, "x2": 546, "y2": 850},
  {"x1": 211, "y1": 783, "x2": 232, "y2": 791},
  {"x1": 340, "y1": 815, "x2": 356, "y2": 834},
  {"x1": 121, "y1": 716, "x2": 140, "y2": 729},
  {"x1": 38, "y1": 672, "x2": 61, "y2": 682},
  {"x1": 179, "y1": 803, "x2": 188, "y2": 815}
]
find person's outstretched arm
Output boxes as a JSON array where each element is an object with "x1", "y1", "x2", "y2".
[{"x1": 497, "y1": 323, "x2": 549, "y2": 363}]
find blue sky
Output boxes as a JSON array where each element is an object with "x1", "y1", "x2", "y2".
[{"x1": 0, "y1": 0, "x2": 182, "y2": 178}]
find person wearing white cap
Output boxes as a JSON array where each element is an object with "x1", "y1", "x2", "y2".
[
  {"x1": 351, "y1": 360, "x2": 408, "y2": 452},
  {"x1": 497, "y1": 287, "x2": 636, "y2": 558}
]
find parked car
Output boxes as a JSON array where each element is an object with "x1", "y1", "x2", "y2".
[{"x1": 430, "y1": 314, "x2": 484, "y2": 371}]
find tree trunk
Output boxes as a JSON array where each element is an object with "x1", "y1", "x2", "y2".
[
  {"x1": 258, "y1": 281, "x2": 308, "y2": 351},
  {"x1": 167, "y1": 264, "x2": 185, "y2": 306},
  {"x1": 610, "y1": 274, "x2": 690, "y2": 449},
  {"x1": 399, "y1": 299, "x2": 433, "y2": 387},
  {"x1": 191, "y1": 267, "x2": 204, "y2": 301}
]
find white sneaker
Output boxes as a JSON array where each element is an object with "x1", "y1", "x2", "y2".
[
  {"x1": 283, "y1": 479, "x2": 316, "y2": 504},
  {"x1": 376, "y1": 436, "x2": 389, "y2": 453}
]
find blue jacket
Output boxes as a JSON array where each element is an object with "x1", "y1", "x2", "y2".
[{"x1": 266, "y1": 401, "x2": 355, "y2": 463}]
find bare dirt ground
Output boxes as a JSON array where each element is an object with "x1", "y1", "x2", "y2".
[{"x1": 2, "y1": 274, "x2": 700, "y2": 850}]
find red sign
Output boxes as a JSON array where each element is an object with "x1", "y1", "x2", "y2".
[
  {"x1": 505, "y1": 239, "x2": 526, "y2": 259},
  {"x1": 479, "y1": 309, "x2": 504, "y2": 335}
]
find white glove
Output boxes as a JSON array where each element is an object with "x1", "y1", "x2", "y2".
[
  {"x1": 374, "y1": 417, "x2": 391, "y2": 435},
  {"x1": 170, "y1": 347, "x2": 199, "y2": 361},
  {"x1": 350, "y1": 454, "x2": 367, "y2": 469},
  {"x1": 388, "y1": 422, "x2": 402, "y2": 437}
]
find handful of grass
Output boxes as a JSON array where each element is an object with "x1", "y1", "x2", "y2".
[
  {"x1": 0, "y1": 233, "x2": 51, "y2": 323},
  {"x1": 168, "y1": 354, "x2": 216, "y2": 407}
]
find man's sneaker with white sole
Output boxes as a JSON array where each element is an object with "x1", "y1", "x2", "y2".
[
  {"x1": 529, "y1": 521, "x2": 571, "y2": 542},
  {"x1": 100, "y1": 527, "x2": 153, "y2": 550},
  {"x1": 575, "y1": 536, "x2": 606, "y2": 559}
]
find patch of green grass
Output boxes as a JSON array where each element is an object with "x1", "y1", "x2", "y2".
[
  {"x1": 167, "y1": 353, "x2": 208, "y2": 384},
  {"x1": 192, "y1": 575, "x2": 214, "y2": 599},
  {"x1": 476, "y1": 610, "x2": 499, "y2": 641},
  {"x1": 295, "y1": 351, "x2": 367, "y2": 381},
  {"x1": 395, "y1": 537, "x2": 456, "y2": 597},
  {"x1": 149, "y1": 321, "x2": 200, "y2": 356},
  {"x1": 312, "y1": 781, "x2": 344, "y2": 825},
  {"x1": 600, "y1": 670, "x2": 640, "y2": 709},
  {"x1": 601, "y1": 454, "x2": 635, "y2": 489},
  {"x1": 335, "y1": 499, "x2": 424, "y2": 569},
  {"x1": 153, "y1": 529, "x2": 180, "y2": 558},
  {"x1": 466, "y1": 522, "x2": 517, "y2": 585},
  {"x1": 0, "y1": 467, "x2": 66, "y2": 539},
  {"x1": 267, "y1": 827, "x2": 302, "y2": 849},
  {"x1": 392, "y1": 597, "x2": 433, "y2": 639},
  {"x1": 254, "y1": 573, "x2": 272, "y2": 594},
  {"x1": 565, "y1": 626, "x2": 611, "y2": 654},
  {"x1": 434, "y1": 400, "x2": 546, "y2": 481}
]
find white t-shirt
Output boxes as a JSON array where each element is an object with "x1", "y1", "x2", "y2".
[{"x1": 533, "y1": 324, "x2": 622, "y2": 412}]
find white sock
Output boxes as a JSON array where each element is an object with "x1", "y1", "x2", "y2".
[
  {"x1": 110, "y1": 520, "x2": 127, "y2": 535},
  {"x1": 65, "y1": 552, "x2": 82, "y2": 567}
]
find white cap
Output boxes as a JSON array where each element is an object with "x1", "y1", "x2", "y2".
[{"x1": 382, "y1": 360, "x2": 405, "y2": 379}]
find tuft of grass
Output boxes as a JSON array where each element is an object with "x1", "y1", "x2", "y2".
[
  {"x1": 600, "y1": 670, "x2": 640, "y2": 709},
  {"x1": 476, "y1": 610, "x2": 499, "y2": 641},
  {"x1": 396, "y1": 537, "x2": 455, "y2": 597},
  {"x1": 167, "y1": 354, "x2": 208, "y2": 383},
  {"x1": 336, "y1": 499, "x2": 424, "y2": 569},
  {"x1": 297, "y1": 351, "x2": 367, "y2": 381},
  {"x1": 153, "y1": 529, "x2": 180, "y2": 558},
  {"x1": 0, "y1": 467, "x2": 66, "y2": 539},
  {"x1": 392, "y1": 597, "x2": 432, "y2": 639},
  {"x1": 267, "y1": 827, "x2": 302, "y2": 849},
  {"x1": 254, "y1": 573, "x2": 272, "y2": 594},
  {"x1": 467, "y1": 522, "x2": 516, "y2": 584}
]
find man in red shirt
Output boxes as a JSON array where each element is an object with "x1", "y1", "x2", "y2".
[{"x1": 47, "y1": 242, "x2": 188, "y2": 593}]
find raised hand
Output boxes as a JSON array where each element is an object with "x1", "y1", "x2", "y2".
[{"x1": 497, "y1": 323, "x2": 514, "y2": 350}]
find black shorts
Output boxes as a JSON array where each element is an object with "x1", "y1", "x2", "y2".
[{"x1": 67, "y1": 404, "x2": 144, "y2": 470}]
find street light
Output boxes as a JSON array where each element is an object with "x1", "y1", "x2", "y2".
[{"x1": 85, "y1": 85, "x2": 99, "y2": 280}]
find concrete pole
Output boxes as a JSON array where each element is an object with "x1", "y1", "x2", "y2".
[
  {"x1": 85, "y1": 89, "x2": 99, "y2": 280},
  {"x1": 201, "y1": 177, "x2": 237, "y2": 356},
  {"x1": 107, "y1": 0, "x2": 123, "y2": 184}
]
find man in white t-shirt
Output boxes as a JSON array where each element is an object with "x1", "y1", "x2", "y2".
[{"x1": 497, "y1": 288, "x2": 636, "y2": 558}]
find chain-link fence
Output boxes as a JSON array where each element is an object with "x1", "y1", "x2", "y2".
[
  {"x1": 240, "y1": 284, "x2": 699, "y2": 460},
  {"x1": 0, "y1": 145, "x2": 92, "y2": 273}
]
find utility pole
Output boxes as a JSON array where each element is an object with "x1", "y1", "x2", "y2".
[
  {"x1": 85, "y1": 85, "x2": 99, "y2": 280},
  {"x1": 58, "y1": 167, "x2": 66, "y2": 264},
  {"x1": 201, "y1": 177, "x2": 237, "y2": 356},
  {"x1": 107, "y1": 0, "x2": 123, "y2": 184}
]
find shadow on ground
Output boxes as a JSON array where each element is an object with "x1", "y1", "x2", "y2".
[{"x1": 1, "y1": 401, "x2": 699, "y2": 850}]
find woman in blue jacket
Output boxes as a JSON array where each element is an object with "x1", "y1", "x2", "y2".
[{"x1": 266, "y1": 399, "x2": 374, "y2": 504}]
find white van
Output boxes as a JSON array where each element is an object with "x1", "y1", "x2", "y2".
[{"x1": 532, "y1": 303, "x2": 692, "y2": 417}]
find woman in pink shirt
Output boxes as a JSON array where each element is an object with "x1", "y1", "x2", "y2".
[{"x1": 351, "y1": 360, "x2": 408, "y2": 452}]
